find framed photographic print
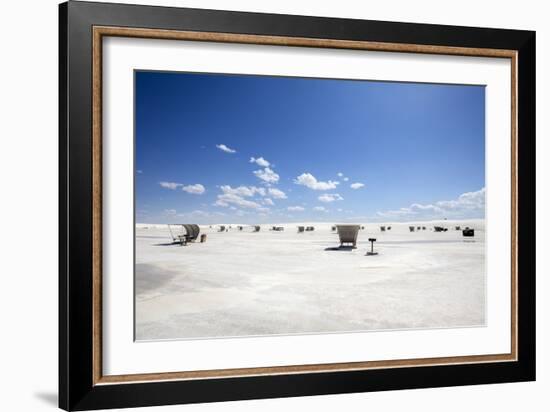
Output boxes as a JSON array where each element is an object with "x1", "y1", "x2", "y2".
[{"x1": 59, "y1": 1, "x2": 535, "y2": 410}]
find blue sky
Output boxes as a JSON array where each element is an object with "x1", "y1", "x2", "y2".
[{"x1": 135, "y1": 71, "x2": 485, "y2": 224}]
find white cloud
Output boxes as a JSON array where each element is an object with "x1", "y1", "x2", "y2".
[
  {"x1": 254, "y1": 167, "x2": 279, "y2": 184},
  {"x1": 263, "y1": 198, "x2": 275, "y2": 206},
  {"x1": 268, "y1": 187, "x2": 287, "y2": 199},
  {"x1": 435, "y1": 188, "x2": 486, "y2": 211},
  {"x1": 160, "y1": 181, "x2": 205, "y2": 194},
  {"x1": 214, "y1": 191, "x2": 269, "y2": 212},
  {"x1": 318, "y1": 193, "x2": 344, "y2": 203},
  {"x1": 350, "y1": 182, "x2": 365, "y2": 190},
  {"x1": 216, "y1": 144, "x2": 236, "y2": 153},
  {"x1": 159, "y1": 181, "x2": 182, "y2": 190},
  {"x1": 313, "y1": 206, "x2": 327, "y2": 212},
  {"x1": 294, "y1": 173, "x2": 339, "y2": 190},
  {"x1": 220, "y1": 185, "x2": 265, "y2": 197},
  {"x1": 164, "y1": 209, "x2": 177, "y2": 215},
  {"x1": 337, "y1": 172, "x2": 344, "y2": 177},
  {"x1": 376, "y1": 188, "x2": 486, "y2": 220},
  {"x1": 178, "y1": 210, "x2": 209, "y2": 218},
  {"x1": 343, "y1": 177, "x2": 349, "y2": 182},
  {"x1": 287, "y1": 206, "x2": 305, "y2": 212},
  {"x1": 219, "y1": 185, "x2": 284, "y2": 200},
  {"x1": 182, "y1": 184, "x2": 205, "y2": 194},
  {"x1": 250, "y1": 156, "x2": 270, "y2": 167}
]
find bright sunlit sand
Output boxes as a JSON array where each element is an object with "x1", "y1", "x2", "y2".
[{"x1": 135, "y1": 219, "x2": 485, "y2": 341}]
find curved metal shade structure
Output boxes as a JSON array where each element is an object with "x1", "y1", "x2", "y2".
[
  {"x1": 167, "y1": 224, "x2": 200, "y2": 244},
  {"x1": 336, "y1": 224, "x2": 360, "y2": 248},
  {"x1": 183, "y1": 224, "x2": 200, "y2": 241}
]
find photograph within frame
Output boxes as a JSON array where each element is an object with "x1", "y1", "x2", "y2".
[{"x1": 134, "y1": 70, "x2": 488, "y2": 342}]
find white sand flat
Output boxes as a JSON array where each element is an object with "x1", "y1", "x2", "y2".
[{"x1": 135, "y1": 220, "x2": 485, "y2": 341}]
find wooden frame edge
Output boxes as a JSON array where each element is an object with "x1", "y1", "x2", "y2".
[
  {"x1": 93, "y1": 26, "x2": 517, "y2": 58},
  {"x1": 97, "y1": 354, "x2": 515, "y2": 385},
  {"x1": 91, "y1": 26, "x2": 519, "y2": 386},
  {"x1": 92, "y1": 27, "x2": 103, "y2": 385}
]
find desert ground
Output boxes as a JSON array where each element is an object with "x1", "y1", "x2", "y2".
[{"x1": 135, "y1": 220, "x2": 485, "y2": 341}]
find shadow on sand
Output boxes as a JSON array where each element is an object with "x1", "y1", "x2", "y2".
[{"x1": 324, "y1": 246, "x2": 356, "y2": 251}]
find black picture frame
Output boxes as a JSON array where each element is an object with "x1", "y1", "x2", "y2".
[{"x1": 59, "y1": 1, "x2": 535, "y2": 410}]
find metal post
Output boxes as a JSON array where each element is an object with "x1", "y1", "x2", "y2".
[{"x1": 366, "y1": 238, "x2": 378, "y2": 256}]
